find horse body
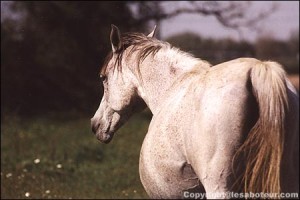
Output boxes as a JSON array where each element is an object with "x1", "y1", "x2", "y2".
[
  {"x1": 91, "y1": 25, "x2": 299, "y2": 199},
  {"x1": 140, "y1": 57, "x2": 299, "y2": 198}
]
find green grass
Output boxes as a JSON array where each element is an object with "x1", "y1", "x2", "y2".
[{"x1": 1, "y1": 111, "x2": 151, "y2": 199}]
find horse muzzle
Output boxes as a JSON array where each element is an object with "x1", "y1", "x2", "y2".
[
  {"x1": 91, "y1": 118, "x2": 114, "y2": 144},
  {"x1": 96, "y1": 132, "x2": 114, "y2": 144}
]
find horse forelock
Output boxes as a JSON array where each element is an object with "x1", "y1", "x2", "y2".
[{"x1": 100, "y1": 32, "x2": 170, "y2": 76}]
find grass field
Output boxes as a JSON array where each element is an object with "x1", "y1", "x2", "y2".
[{"x1": 1, "y1": 111, "x2": 151, "y2": 199}]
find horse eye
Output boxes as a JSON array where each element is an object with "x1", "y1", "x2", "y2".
[{"x1": 100, "y1": 74, "x2": 107, "y2": 82}]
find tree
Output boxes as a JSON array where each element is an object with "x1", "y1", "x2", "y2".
[
  {"x1": 1, "y1": 1, "x2": 145, "y2": 115},
  {"x1": 129, "y1": 1, "x2": 277, "y2": 39}
]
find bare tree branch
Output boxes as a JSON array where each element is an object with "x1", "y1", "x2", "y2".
[{"x1": 131, "y1": 1, "x2": 278, "y2": 34}]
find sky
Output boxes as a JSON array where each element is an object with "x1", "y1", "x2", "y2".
[{"x1": 159, "y1": 1, "x2": 299, "y2": 42}]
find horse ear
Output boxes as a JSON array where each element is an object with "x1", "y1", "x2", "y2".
[
  {"x1": 110, "y1": 24, "x2": 122, "y2": 53},
  {"x1": 147, "y1": 25, "x2": 157, "y2": 38}
]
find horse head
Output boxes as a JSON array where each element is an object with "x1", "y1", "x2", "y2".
[{"x1": 90, "y1": 25, "x2": 155, "y2": 143}]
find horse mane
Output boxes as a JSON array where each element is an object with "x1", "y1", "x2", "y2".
[
  {"x1": 123, "y1": 33, "x2": 171, "y2": 63},
  {"x1": 100, "y1": 32, "x2": 171, "y2": 75}
]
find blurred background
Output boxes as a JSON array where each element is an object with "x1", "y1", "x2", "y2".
[{"x1": 1, "y1": 1, "x2": 299, "y2": 199}]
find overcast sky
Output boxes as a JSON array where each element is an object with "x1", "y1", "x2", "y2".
[{"x1": 159, "y1": 1, "x2": 299, "y2": 42}]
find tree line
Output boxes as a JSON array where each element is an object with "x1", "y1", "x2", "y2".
[{"x1": 166, "y1": 31, "x2": 299, "y2": 74}]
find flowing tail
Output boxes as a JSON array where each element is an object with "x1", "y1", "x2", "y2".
[{"x1": 237, "y1": 61, "x2": 289, "y2": 195}]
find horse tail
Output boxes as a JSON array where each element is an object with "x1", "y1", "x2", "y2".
[{"x1": 239, "y1": 61, "x2": 289, "y2": 195}]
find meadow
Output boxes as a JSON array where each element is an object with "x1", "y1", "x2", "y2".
[{"x1": 1, "y1": 111, "x2": 151, "y2": 199}]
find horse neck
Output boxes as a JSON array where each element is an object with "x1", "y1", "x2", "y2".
[{"x1": 131, "y1": 48, "x2": 210, "y2": 115}]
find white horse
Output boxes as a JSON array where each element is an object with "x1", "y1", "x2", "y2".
[{"x1": 91, "y1": 25, "x2": 299, "y2": 199}]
